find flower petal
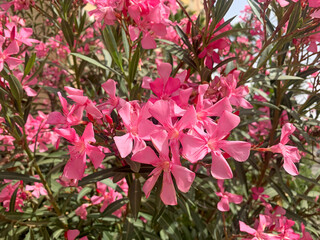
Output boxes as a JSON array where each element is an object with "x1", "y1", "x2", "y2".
[
  {"x1": 131, "y1": 146, "x2": 159, "y2": 165},
  {"x1": 87, "y1": 145, "x2": 105, "y2": 169},
  {"x1": 239, "y1": 221, "x2": 256, "y2": 235},
  {"x1": 180, "y1": 134, "x2": 208, "y2": 163},
  {"x1": 218, "y1": 140, "x2": 251, "y2": 162},
  {"x1": 213, "y1": 111, "x2": 240, "y2": 140},
  {"x1": 217, "y1": 197, "x2": 230, "y2": 212},
  {"x1": 157, "y1": 62, "x2": 172, "y2": 82},
  {"x1": 114, "y1": 133, "x2": 133, "y2": 158},
  {"x1": 160, "y1": 172, "x2": 177, "y2": 205},
  {"x1": 82, "y1": 123, "x2": 95, "y2": 143},
  {"x1": 142, "y1": 171, "x2": 161, "y2": 198},
  {"x1": 171, "y1": 164, "x2": 195, "y2": 193},
  {"x1": 280, "y1": 123, "x2": 296, "y2": 144},
  {"x1": 211, "y1": 151, "x2": 233, "y2": 179},
  {"x1": 141, "y1": 33, "x2": 157, "y2": 49}
]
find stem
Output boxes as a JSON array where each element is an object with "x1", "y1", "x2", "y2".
[
  {"x1": 72, "y1": 54, "x2": 81, "y2": 89},
  {"x1": 297, "y1": 174, "x2": 320, "y2": 205},
  {"x1": 256, "y1": 73, "x2": 282, "y2": 187},
  {"x1": 33, "y1": 162, "x2": 62, "y2": 216},
  {"x1": 240, "y1": 3, "x2": 295, "y2": 83},
  {"x1": 20, "y1": 122, "x2": 66, "y2": 228},
  {"x1": 222, "y1": 212, "x2": 229, "y2": 240},
  {"x1": 176, "y1": 0, "x2": 201, "y2": 33}
]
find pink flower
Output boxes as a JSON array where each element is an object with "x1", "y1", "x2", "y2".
[
  {"x1": 55, "y1": 123, "x2": 105, "y2": 180},
  {"x1": 148, "y1": 99, "x2": 196, "y2": 164},
  {"x1": 132, "y1": 130, "x2": 195, "y2": 205},
  {"x1": 144, "y1": 62, "x2": 181, "y2": 101},
  {"x1": 0, "y1": 38, "x2": 22, "y2": 72},
  {"x1": 100, "y1": 79, "x2": 125, "y2": 114},
  {"x1": 75, "y1": 203, "x2": 89, "y2": 220},
  {"x1": 114, "y1": 101, "x2": 156, "y2": 158},
  {"x1": 86, "y1": 0, "x2": 124, "y2": 27},
  {"x1": 215, "y1": 180, "x2": 242, "y2": 212},
  {"x1": 65, "y1": 229, "x2": 88, "y2": 240},
  {"x1": 57, "y1": 175, "x2": 78, "y2": 187},
  {"x1": 0, "y1": 181, "x2": 24, "y2": 211},
  {"x1": 181, "y1": 111, "x2": 251, "y2": 179},
  {"x1": 309, "y1": 0, "x2": 320, "y2": 8},
  {"x1": 4, "y1": 23, "x2": 38, "y2": 46},
  {"x1": 198, "y1": 39, "x2": 228, "y2": 69},
  {"x1": 239, "y1": 215, "x2": 280, "y2": 240},
  {"x1": 91, "y1": 182, "x2": 125, "y2": 217},
  {"x1": 270, "y1": 123, "x2": 301, "y2": 176},
  {"x1": 64, "y1": 86, "x2": 103, "y2": 120},
  {"x1": 300, "y1": 223, "x2": 313, "y2": 240},
  {"x1": 220, "y1": 71, "x2": 253, "y2": 109},
  {"x1": 251, "y1": 187, "x2": 269, "y2": 202},
  {"x1": 127, "y1": 1, "x2": 171, "y2": 49},
  {"x1": 25, "y1": 182, "x2": 47, "y2": 198},
  {"x1": 195, "y1": 84, "x2": 232, "y2": 126},
  {"x1": 47, "y1": 92, "x2": 83, "y2": 126}
]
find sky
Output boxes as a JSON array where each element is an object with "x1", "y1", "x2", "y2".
[{"x1": 224, "y1": 0, "x2": 249, "y2": 22}]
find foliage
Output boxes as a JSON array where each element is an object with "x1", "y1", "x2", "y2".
[{"x1": 0, "y1": 0, "x2": 319, "y2": 239}]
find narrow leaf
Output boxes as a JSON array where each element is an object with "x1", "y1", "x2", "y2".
[
  {"x1": 0, "y1": 172, "x2": 41, "y2": 183},
  {"x1": 71, "y1": 53, "x2": 123, "y2": 77},
  {"x1": 100, "y1": 198, "x2": 128, "y2": 217},
  {"x1": 9, "y1": 187, "x2": 19, "y2": 212},
  {"x1": 129, "y1": 179, "x2": 142, "y2": 220}
]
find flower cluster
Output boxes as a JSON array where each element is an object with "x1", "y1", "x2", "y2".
[{"x1": 0, "y1": 0, "x2": 318, "y2": 239}]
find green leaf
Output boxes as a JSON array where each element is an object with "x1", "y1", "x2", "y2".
[
  {"x1": 286, "y1": 3, "x2": 301, "y2": 34},
  {"x1": 158, "y1": 212, "x2": 182, "y2": 240},
  {"x1": 128, "y1": 45, "x2": 140, "y2": 89},
  {"x1": 101, "y1": 26, "x2": 123, "y2": 71},
  {"x1": 266, "y1": 75, "x2": 304, "y2": 81},
  {"x1": 234, "y1": 161, "x2": 248, "y2": 197},
  {"x1": 52, "y1": 229, "x2": 64, "y2": 239},
  {"x1": 140, "y1": 230, "x2": 161, "y2": 239},
  {"x1": 9, "y1": 187, "x2": 19, "y2": 212},
  {"x1": 251, "y1": 101, "x2": 281, "y2": 110},
  {"x1": 212, "y1": 57, "x2": 237, "y2": 72},
  {"x1": 121, "y1": 27, "x2": 130, "y2": 59},
  {"x1": 248, "y1": 0, "x2": 274, "y2": 34},
  {"x1": 100, "y1": 198, "x2": 128, "y2": 217},
  {"x1": 11, "y1": 115, "x2": 25, "y2": 128},
  {"x1": 270, "y1": 180, "x2": 290, "y2": 203},
  {"x1": 77, "y1": 187, "x2": 92, "y2": 202},
  {"x1": 78, "y1": 168, "x2": 116, "y2": 186},
  {"x1": 213, "y1": 0, "x2": 234, "y2": 28},
  {"x1": 24, "y1": 53, "x2": 36, "y2": 77},
  {"x1": 129, "y1": 179, "x2": 142, "y2": 220},
  {"x1": 297, "y1": 67, "x2": 320, "y2": 78},
  {"x1": 296, "y1": 174, "x2": 320, "y2": 187},
  {"x1": 5, "y1": 212, "x2": 32, "y2": 220},
  {"x1": 78, "y1": 165, "x2": 154, "y2": 186},
  {"x1": 126, "y1": 158, "x2": 141, "y2": 173},
  {"x1": 61, "y1": 19, "x2": 74, "y2": 48},
  {"x1": 211, "y1": 28, "x2": 248, "y2": 43},
  {"x1": 7, "y1": 74, "x2": 23, "y2": 102},
  {"x1": 25, "y1": 228, "x2": 35, "y2": 240},
  {"x1": 274, "y1": 165, "x2": 295, "y2": 204},
  {"x1": 175, "y1": 25, "x2": 193, "y2": 50},
  {"x1": 26, "y1": 56, "x2": 48, "y2": 84},
  {"x1": 257, "y1": 44, "x2": 273, "y2": 69},
  {"x1": 0, "y1": 172, "x2": 41, "y2": 183},
  {"x1": 213, "y1": 16, "x2": 236, "y2": 33},
  {"x1": 158, "y1": 39, "x2": 197, "y2": 70},
  {"x1": 71, "y1": 52, "x2": 123, "y2": 77},
  {"x1": 123, "y1": 218, "x2": 134, "y2": 240},
  {"x1": 101, "y1": 178, "x2": 125, "y2": 195}
]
